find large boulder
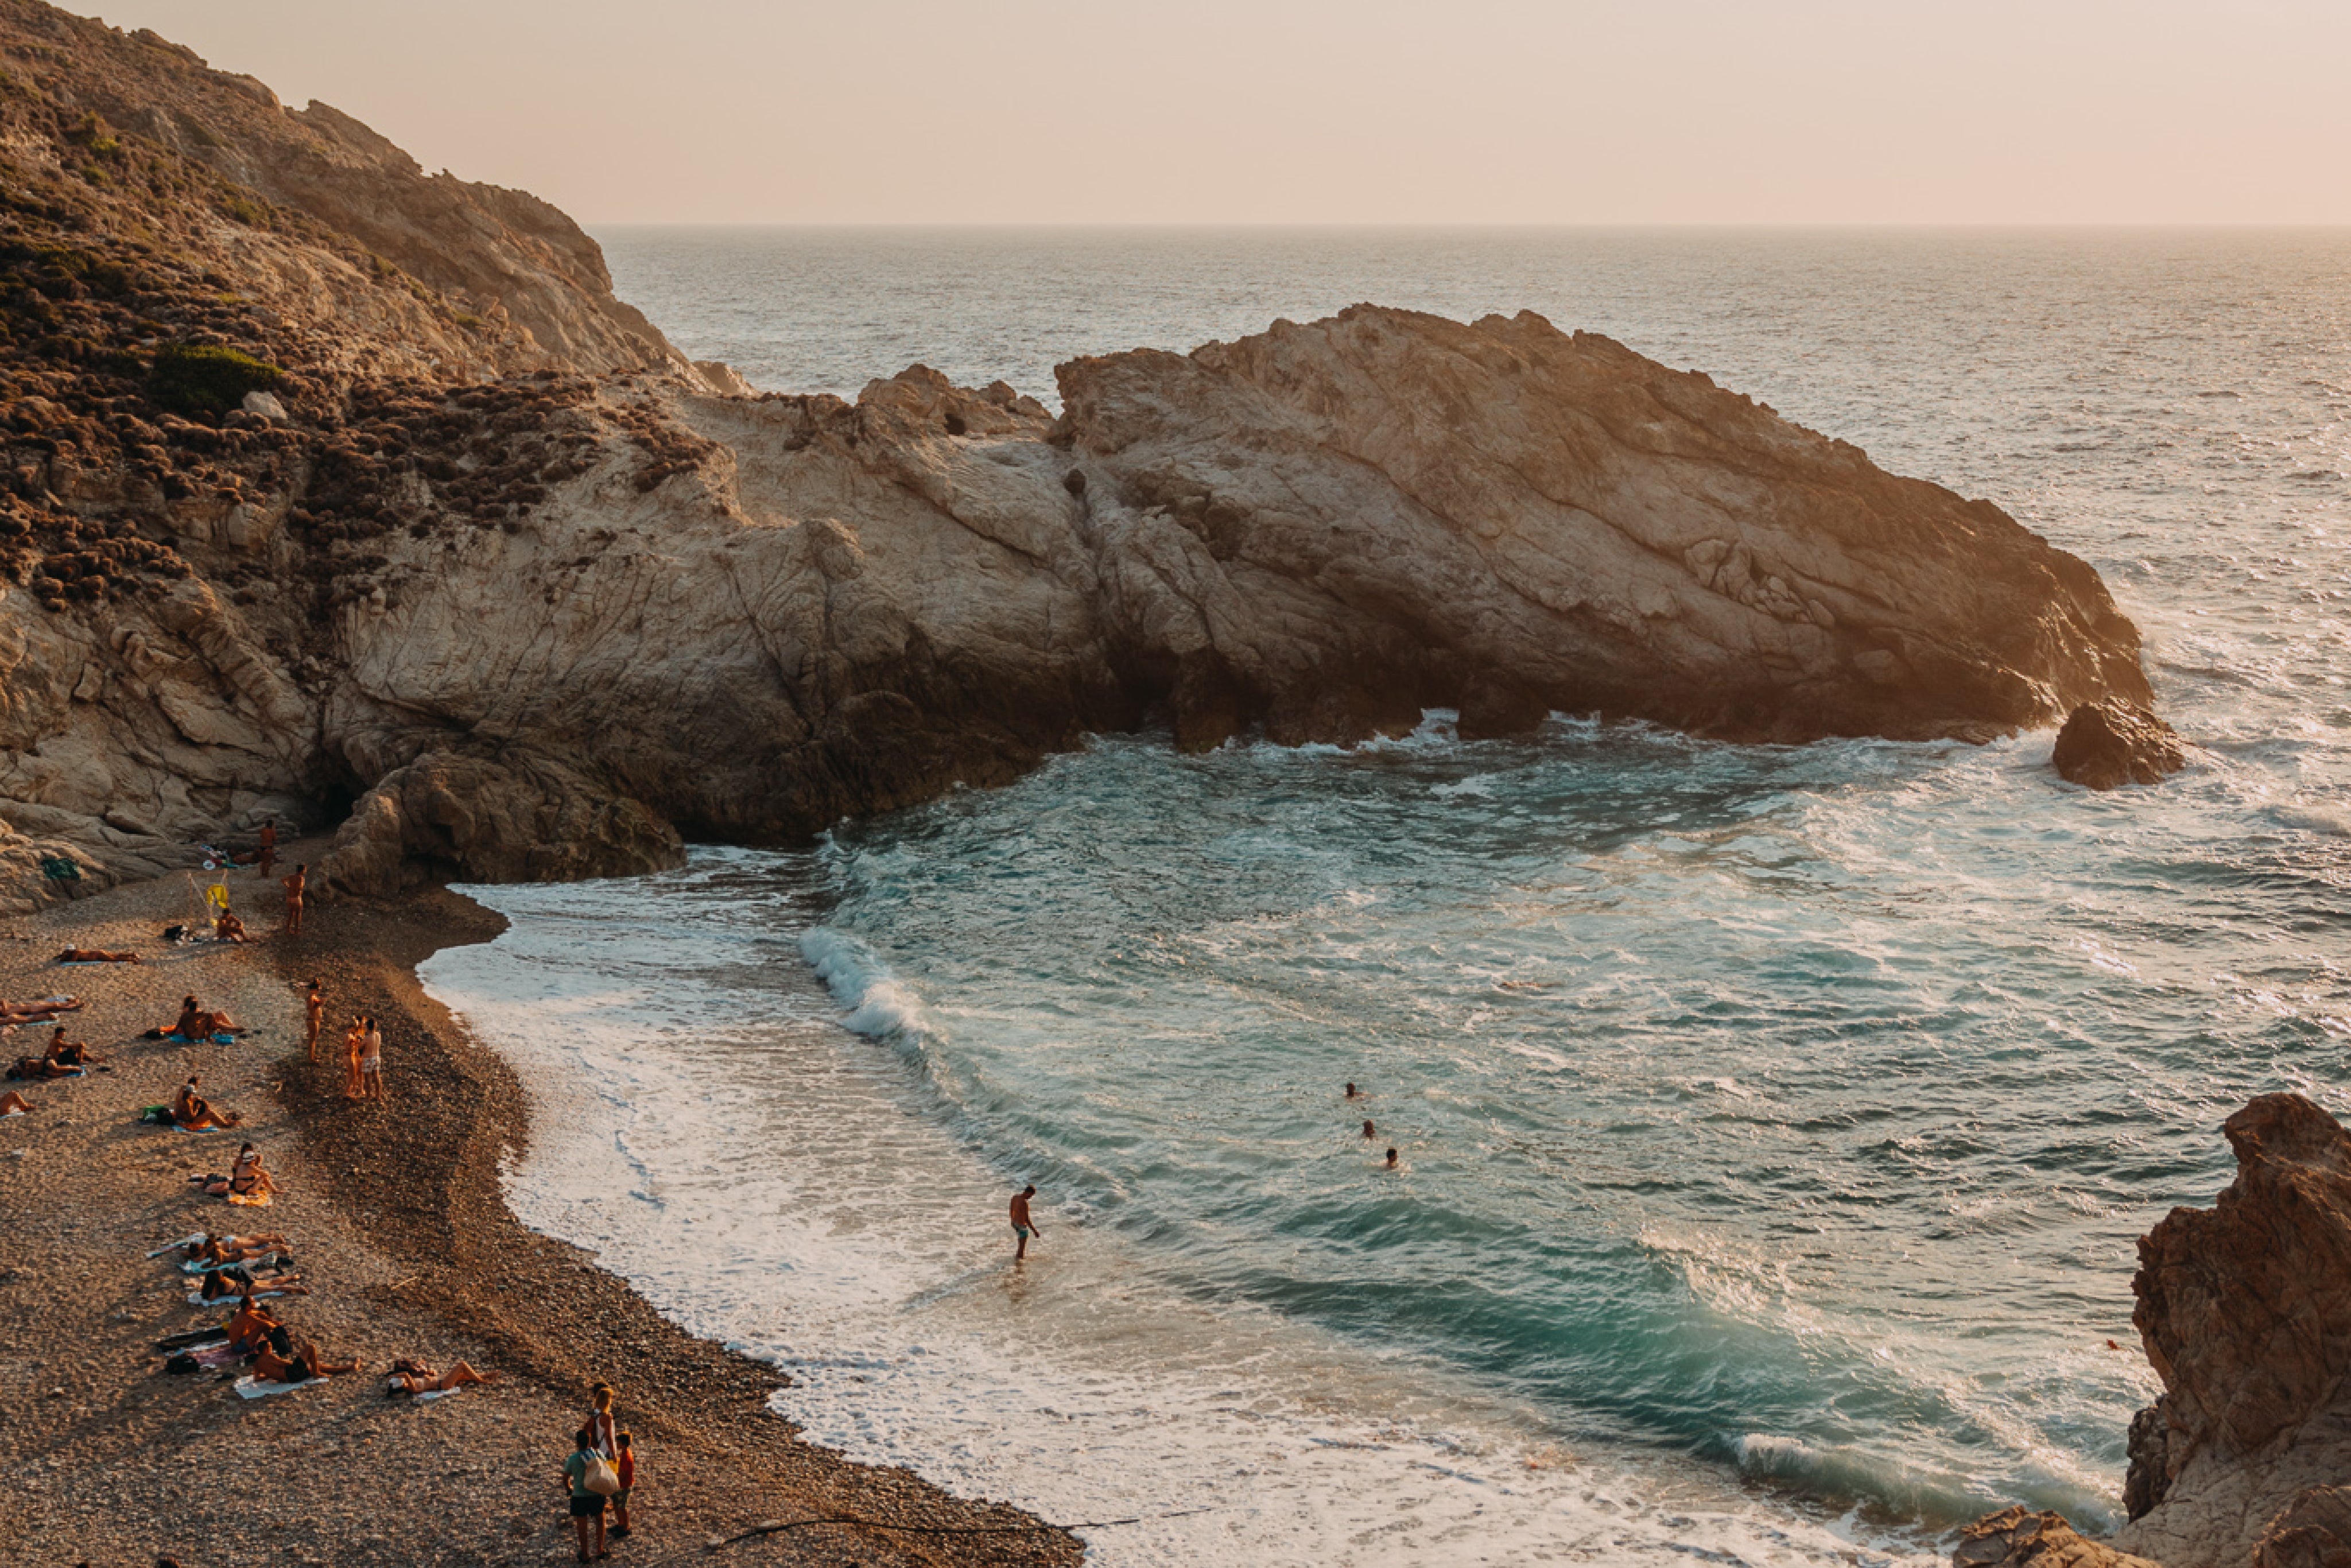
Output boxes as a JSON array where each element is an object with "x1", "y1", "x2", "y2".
[{"x1": 2054, "y1": 698, "x2": 2187, "y2": 789}]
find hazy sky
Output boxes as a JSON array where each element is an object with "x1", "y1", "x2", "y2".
[{"x1": 82, "y1": 1, "x2": 2351, "y2": 225}]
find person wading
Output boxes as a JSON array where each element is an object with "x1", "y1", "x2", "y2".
[{"x1": 1010, "y1": 1185, "x2": 1043, "y2": 1260}]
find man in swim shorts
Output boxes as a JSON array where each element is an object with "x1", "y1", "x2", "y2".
[{"x1": 1010, "y1": 1185, "x2": 1042, "y2": 1260}]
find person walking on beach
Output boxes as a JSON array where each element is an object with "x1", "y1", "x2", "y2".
[
  {"x1": 257, "y1": 820, "x2": 277, "y2": 880},
  {"x1": 281, "y1": 864, "x2": 305, "y2": 937},
  {"x1": 561, "y1": 1428, "x2": 610, "y2": 1563},
  {"x1": 342, "y1": 1018, "x2": 365, "y2": 1099},
  {"x1": 1010, "y1": 1185, "x2": 1042, "y2": 1260},
  {"x1": 304, "y1": 981, "x2": 324, "y2": 1062},
  {"x1": 358, "y1": 1015, "x2": 385, "y2": 1102}
]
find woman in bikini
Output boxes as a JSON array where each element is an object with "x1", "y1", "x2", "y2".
[
  {"x1": 54, "y1": 948, "x2": 139, "y2": 963},
  {"x1": 387, "y1": 1359, "x2": 500, "y2": 1396},
  {"x1": 42, "y1": 1028, "x2": 100, "y2": 1070},
  {"x1": 190, "y1": 1142, "x2": 271, "y2": 1201},
  {"x1": 359, "y1": 1016, "x2": 385, "y2": 1101}
]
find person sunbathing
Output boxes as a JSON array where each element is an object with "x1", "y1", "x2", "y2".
[
  {"x1": 54, "y1": 948, "x2": 140, "y2": 964},
  {"x1": 221, "y1": 1294, "x2": 284, "y2": 1354},
  {"x1": 198, "y1": 1263, "x2": 305, "y2": 1302},
  {"x1": 0, "y1": 995, "x2": 82, "y2": 1023},
  {"x1": 0, "y1": 1088, "x2": 32, "y2": 1115},
  {"x1": 170, "y1": 1076, "x2": 240, "y2": 1130},
  {"x1": 187, "y1": 1233, "x2": 288, "y2": 1266},
  {"x1": 214, "y1": 910, "x2": 249, "y2": 944},
  {"x1": 386, "y1": 1358, "x2": 499, "y2": 1395},
  {"x1": 158, "y1": 996, "x2": 242, "y2": 1041},
  {"x1": 189, "y1": 1143, "x2": 271, "y2": 1200},
  {"x1": 10, "y1": 1048, "x2": 85, "y2": 1081},
  {"x1": 251, "y1": 1338, "x2": 356, "y2": 1384}
]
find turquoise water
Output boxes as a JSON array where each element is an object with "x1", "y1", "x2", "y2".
[{"x1": 468, "y1": 228, "x2": 2351, "y2": 1556}]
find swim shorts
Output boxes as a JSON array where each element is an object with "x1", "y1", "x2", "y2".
[
  {"x1": 1013, "y1": 1225, "x2": 1031, "y2": 1239},
  {"x1": 570, "y1": 1495, "x2": 606, "y2": 1518}
]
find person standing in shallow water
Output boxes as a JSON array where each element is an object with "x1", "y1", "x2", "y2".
[{"x1": 1010, "y1": 1185, "x2": 1042, "y2": 1260}]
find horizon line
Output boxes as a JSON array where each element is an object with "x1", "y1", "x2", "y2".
[{"x1": 583, "y1": 219, "x2": 2351, "y2": 233}]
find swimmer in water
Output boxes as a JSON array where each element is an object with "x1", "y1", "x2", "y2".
[
  {"x1": 1384, "y1": 1147, "x2": 1399, "y2": 1170},
  {"x1": 1360, "y1": 1119, "x2": 1376, "y2": 1139},
  {"x1": 1344, "y1": 1082, "x2": 1363, "y2": 1099}
]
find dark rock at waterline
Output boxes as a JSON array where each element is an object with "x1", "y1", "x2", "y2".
[
  {"x1": 2053, "y1": 698, "x2": 2185, "y2": 789},
  {"x1": 1954, "y1": 1095, "x2": 2351, "y2": 1568}
]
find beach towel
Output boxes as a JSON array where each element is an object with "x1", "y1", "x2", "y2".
[
  {"x1": 411, "y1": 1386, "x2": 462, "y2": 1402},
  {"x1": 226, "y1": 1189, "x2": 272, "y2": 1207},
  {"x1": 192, "y1": 1344, "x2": 245, "y2": 1369},
  {"x1": 146, "y1": 1233, "x2": 207, "y2": 1259},
  {"x1": 232, "y1": 1374, "x2": 317, "y2": 1399},
  {"x1": 181, "y1": 1253, "x2": 282, "y2": 1275},
  {"x1": 188, "y1": 1288, "x2": 288, "y2": 1306},
  {"x1": 162, "y1": 1033, "x2": 236, "y2": 1045},
  {"x1": 1, "y1": 1107, "x2": 21, "y2": 1118}
]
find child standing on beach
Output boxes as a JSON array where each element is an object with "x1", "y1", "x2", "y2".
[{"x1": 611, "y1": 1431, "x2": 638, "y2": 1539}]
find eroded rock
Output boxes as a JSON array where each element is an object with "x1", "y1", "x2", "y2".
[
  {"x1": 2054, "y1": 698, "x2": 2187, "y2": 789},
  {"x1": 1958, "y1": 1096, "x2": 2351, "y2": 1568}
]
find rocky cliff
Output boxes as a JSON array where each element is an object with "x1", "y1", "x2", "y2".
[
  {"x1": 0, "y1": 2, "x2": 2156, "y2": 909},
  {"x1": 1958, "y1": 1094, "x2": 2351, "y2": 1568}
]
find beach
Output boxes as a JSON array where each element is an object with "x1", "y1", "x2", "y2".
[{"x1": 0, "y1": 855, "x2": 1077, "y2": 1567}]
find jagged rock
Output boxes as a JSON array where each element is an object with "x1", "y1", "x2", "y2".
[
  {"x1": 2054, "y1": 698, "x2": 2186, "y2": 789},
  {"x1": 240, "y1": 390, "x2": 289, "y2": 421},
  {"x1": 1958, "y1": 1096, "x2": 2351, "y2": 1568},
  {"x1": 1956, "y1": 1507, "x2": 2164, "y2": 1568}
]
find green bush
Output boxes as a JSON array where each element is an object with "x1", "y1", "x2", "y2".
[
  {"x1": 223, "y1": 195, "x2": 265, "y2": 226},
  {"x1": 148, "y1": 343, "x2": 284, "y2": 417}
]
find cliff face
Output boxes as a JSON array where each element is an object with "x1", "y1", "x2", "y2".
[
  {"x1": 0, "y1": 2, "x2": 2156, "y2": 909},
  {"x1": 0, "y1": 0, "x2": 706, "y2": 380},
  {"x1": 1957, "y1": 1095, "x2": 2351, "y2": 1568}
]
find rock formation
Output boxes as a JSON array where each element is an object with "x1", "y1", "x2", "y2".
[
  {"x1": 2054, "y1": 698, "x2": 2187, "y2": 789},
  {"x1": 1958, "y1": 1095, "x2": 2351, "y2": 1568},
  {"x1": 0, "y1": 0, "x2": 2161, "y2": 907}
]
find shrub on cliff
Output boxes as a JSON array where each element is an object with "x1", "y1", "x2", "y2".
[{"x1": 148, "y1": 342, "x2": 282, "y2": 416}]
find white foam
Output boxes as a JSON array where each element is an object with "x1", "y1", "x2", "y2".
[{"x1": 424, "y1": 871, "x2": 1938, "y2": 1567}]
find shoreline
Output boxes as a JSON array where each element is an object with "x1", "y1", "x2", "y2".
[{"x1": 0, "y1": 859, "x2": 1080, "y2": 1566}]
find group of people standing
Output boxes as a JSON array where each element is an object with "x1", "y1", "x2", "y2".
[
  {"x1": 304, "y1": 980, "x2": 383, "y2": 1101},
  {"x1": 560, "y1": 1382, "x2": 641, "y2": 1562}
]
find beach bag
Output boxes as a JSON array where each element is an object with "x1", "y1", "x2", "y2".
[{"x1": 583, "y1": 1453, "x2": 621, "y2": 1496}]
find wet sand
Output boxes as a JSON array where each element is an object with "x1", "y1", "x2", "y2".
[{"x1": 0, "y1": 854, "x2": 1080, "y2": 1566}]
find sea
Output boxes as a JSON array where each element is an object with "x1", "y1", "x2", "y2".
[{"x1": 418, "y1": 228, "x2": 2351, "y2": 1565}]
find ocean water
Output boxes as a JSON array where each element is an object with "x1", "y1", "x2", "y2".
[{"x1": 425, "y1": 229, "x2": 2351, "y2": 1563}]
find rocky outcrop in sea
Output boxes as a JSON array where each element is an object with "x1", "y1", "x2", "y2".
[
  {"x1": 0, "y1": 0, "x2": 2157, "y2": 905},
  {"x1": 1958, "y1": 1094, "x2": 2351, "y2": 1568}
]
